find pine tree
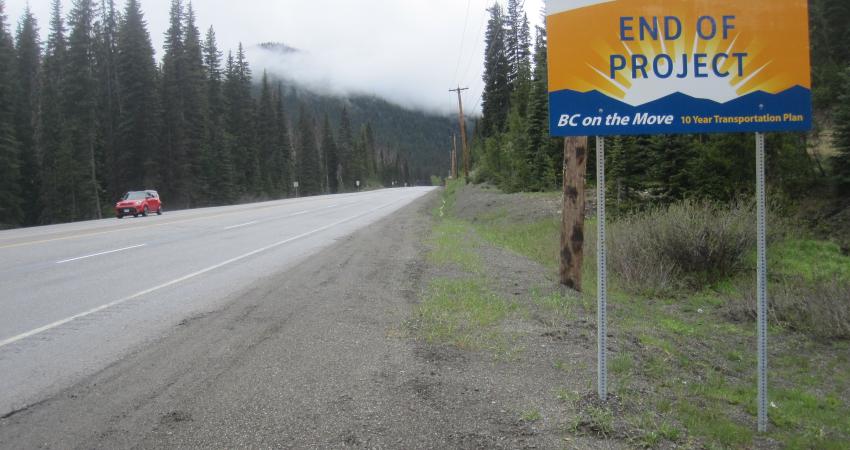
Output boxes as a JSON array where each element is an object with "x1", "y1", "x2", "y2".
[
  {"x1": 527, "y1": 26, "x2": 558, "y2": 190},
  {"x1": 0, "y1": 0, "x2": 23, "y2": 227},
  {"x1": 481, "y1": 3, "x2": 511, "y2": 136},
  {"x1": 116, "y1": 0, "x2": 159, "y2": 197},
  {"x1": 39, "y1": 0, "x2": 75, "y2": 223},
  {"x1": 648, "y1": 135, "x2": 696, "y2": 201},
  {"x1": 832, "y1": 66, "x2": 850, "y2": 192},
  {"x1": 362, "y1": 122, "x2": 376, "y2": 179},
  {"x1": 14, "y1": 6, "x2": 41, "y2": 225},
  {"x1": 273, "y1": 82, "x2": 292, "y2": 196},
  {"x1": 321, "y1": 113, "x2": 339, "y2": 193},
  {"x1": 201, "y1": 26, "x2": 236, "y2": 203},
  {"x1": 295, "y1": 105, "x2": 321, "y2": 196},
  {"x1": 66, "y1": 0, "x2": 103, "y2": 219},
  {"x1": 95, "y1": 0, "x2": 120, "y2": 202},
  {"x1": 504, "y1": 0, "x2": 531, "y2": 91},
  {"x1": 161, "y1": 0, "x2": 188, "y2": 205},
  {"x1": 182, "y1": 1, "x2": 207, "y2": 206},
  {"x1": 257, "y1": 70, "x2": 277, "y2": 195},
  {"x1": 337, "y1": 106, "x2": 354, "y2": 190},
  {"x1": 224, "y1": 44, "x2": 258, "y2": 197}
]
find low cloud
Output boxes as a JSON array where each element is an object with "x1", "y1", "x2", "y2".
[{"x1": 7, "y1": 0, "x2": 545, "y2": 115}]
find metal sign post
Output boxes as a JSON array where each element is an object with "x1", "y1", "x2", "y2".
[
  {"x1": 596, "y1": 136, "x2": 608, "y2": 400},
  {"x1": 293, "y1": 181, "x2": 299, "y2": 198},
  {"x1": 755, "y1": 132, "x2": 768, "y2": 432}
]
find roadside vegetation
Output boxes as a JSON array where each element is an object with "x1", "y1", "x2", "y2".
[{"x1": 421, "y1": 179, "x2": 850, "y2": 448}]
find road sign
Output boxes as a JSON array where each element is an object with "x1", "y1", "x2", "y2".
[
  {"x1": 546, "y1": 0, "x2": 812, "y2": 136},
  {"x1": 293, "y1": 181, "x2": 299, "y2": 188}
]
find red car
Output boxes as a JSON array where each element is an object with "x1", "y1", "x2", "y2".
[{"x1": 116, "y1": 190, "x2": 163, "y2": 218}]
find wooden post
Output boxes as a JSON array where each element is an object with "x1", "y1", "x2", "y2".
[
  {"x1": 451, "y1": 134, "x2": 458, "y2": 179},
  {"x1": 560, "y1": 136, "x2": 588, "y2": 290},
  {"x1": 449, "y1": 86, "x2": 470, "y2": 180}
]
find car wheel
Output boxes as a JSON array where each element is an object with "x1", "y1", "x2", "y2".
[
  {"x1": 157, "y1": 207, "x2": 162, "y2": 216},
  {"x1": 143, "y1": 206, "x2": 149, "y2": 217},
  {"x1": 117, "y1": 214, "x2": 123, "y2": 219}
]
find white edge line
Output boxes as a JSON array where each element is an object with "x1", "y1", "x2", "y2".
[
  {"x1": 0, "y1": 197, "x2": 408, "y2": 349},
  {"x1": 223, "y1": 221, "x2": 259, "y2": 231},
  {"x1": 55, "y1": 244, "x2": 147, "y2": 264}
]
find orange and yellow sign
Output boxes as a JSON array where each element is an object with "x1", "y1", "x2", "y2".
[{"x1": 546, "y1": 0, "x2": 812, "y2": 136}]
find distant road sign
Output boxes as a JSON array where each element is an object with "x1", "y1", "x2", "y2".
[{"x1": 546, "y1": 0, "x2": 812, "y2": 136}]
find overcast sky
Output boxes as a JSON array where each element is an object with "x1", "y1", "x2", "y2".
[{"x1": 5, "y1": 0, "x2": 545, "y2": 115}]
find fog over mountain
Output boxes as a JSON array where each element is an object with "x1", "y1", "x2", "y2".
[{"x1": 7, "y1": 0, "x2": 544, "y2": 115}]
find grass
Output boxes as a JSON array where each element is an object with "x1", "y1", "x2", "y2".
[
  {"x1": 769, "y1": 239, "x2": 850, "y2": 282},
  {"x1": 414, "y1": 179, "x2": 520, "y2": 355},
  {"x1": 475, "y1": 217, "x2": 560, "y2": 270},
  {"x1": 520, "y1": 408, "x2": 542, "y2": 422},
  {"x1": 571, "y1": 405, "x2": 615, "y2": 438},
  {"x1": 532, "y1": 290, "x2": 574, "y2": 325},
  {"x1": 415, "y1": 276, "x2": 517, "y2": 351},
  {"x1": 427, "y1": 218, "x2": 482, "y2": 273},
  {"x1": 424, "y1": 182, "x2": 850, "y2": 447}
]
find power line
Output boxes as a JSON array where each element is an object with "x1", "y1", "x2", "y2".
[
  {"x1": 460, "y1": 5, "x2": 488, "y2": 88},
  {"x1": 452, "y1": 0, "x2": 473, "y2": 85}
]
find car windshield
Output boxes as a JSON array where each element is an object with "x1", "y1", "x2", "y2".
[{"x1": 122, "y1": 192, "x2": 146, "y2": 200}]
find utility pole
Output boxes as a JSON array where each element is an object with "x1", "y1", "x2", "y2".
[
  {"x1": 560, "y1": 136, "x2": 588, "y2": 290},
  {"x1": 449, "y1": 86, "x2": 470, "y2": 180},
  {"x1": 451, "y1": 134, "x2": 458, "y2": 179}
]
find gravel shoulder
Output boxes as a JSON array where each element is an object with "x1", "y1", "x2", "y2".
[{"x1": 0, "y1": 191, "x2": 605, "y2": 449}]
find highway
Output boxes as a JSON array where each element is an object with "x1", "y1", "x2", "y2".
[{"x1": 0, "y1": 187, "x2": 435, "y2": 417}]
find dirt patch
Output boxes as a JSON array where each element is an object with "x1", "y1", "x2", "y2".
[{"x1": 452, "y1": 184, "x2": 563, "y2": 224}]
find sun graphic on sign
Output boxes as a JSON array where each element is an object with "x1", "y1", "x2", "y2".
[{"x1": 587, "y1": 24, "x2": 771, "y2": 106}]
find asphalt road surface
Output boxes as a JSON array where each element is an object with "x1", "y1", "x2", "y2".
[{"x1": 0, "y1": 188, "x2": 434, "y2": 420}]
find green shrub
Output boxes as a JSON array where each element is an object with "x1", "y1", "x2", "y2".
[
  {"x1": 727, "y1": 276, "x2": 850, "y2": 339},
  {"x1": 590, "y1": 200, "x2": 778, "y2": 294}
]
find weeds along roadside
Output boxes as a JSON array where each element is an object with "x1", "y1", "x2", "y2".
[{"x1": 417, "y1": 179, "x2": 850, "y2": 448}]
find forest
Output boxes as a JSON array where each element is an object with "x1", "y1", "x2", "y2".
[
  {"x1": 0, "y1": 0, "x2": 451, "y2": 228},
  {"x1": 470, "y1": 0, "x2": 850, "y2": 218}
]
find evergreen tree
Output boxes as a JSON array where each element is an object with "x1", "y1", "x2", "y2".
[
  {"x1": 504, "y1": 0, "x2": 531, "y2": 91},
  {"x1": 200, "y1": 26, "x2": 236, "y2": 203},
  {"x1": 527, "y1": 26, "x2": 558, "y2": 190},
  {"x1": 95, "y1": 0, "x2": 120, "y2": 202},
  {"x1": 161, "y1": 0, "x2": 188, "y2": 205},
  {"x1": 14, "y1": 6, "x2": 41, "y2": 225},
  {"x1": 39, "y1": 0, "x2": 75, "y2": 223},
  {"x1": 273, "y1": 82, "x2": 292, "y2": 196},
  {"x1": 182, "y1": 1, "x2": 207, "y2": 206},
  {"x1": 66, "y1": 0, "x2": 103, "y2": 219},
  {"x1": 502, "y1": 102, "x2": 531, "y2": 192},
  {"x1": 321, "y1": 113, "x2": 339, "y2": 193},
  {"x1": 337, "y1": 106, "x2": 354, "y2": 190},
  {"x1": 0, "y1": 0, "x2": 23, "y2": 227},
  {"x1": 832, "y1": 66, "x2": 850, "y2": 192},
  {"x1": 256, "y1": 70, "x2": 277, "y2": 195},
  {"x1": 810, "y1": 0, "x2": 850, "y2": 110},
  {"x1": 362, "y1": 122, "x2": 376, "y2": 179},
  {"x1": 116, "y1": 0, "x2": 159, "y2": 197},
  {"x1": 295, "y1": 105, "x2": 321, "y2": 196},
  {"x1": 647, "y1": 135, "x2": 696, "y2": 201},
  {"x1": 481, "y1": 3, "x2": 511, "y2": 136},
  {"x1": 224, "y1": 44, "x2": 258, "y2": 197}
]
